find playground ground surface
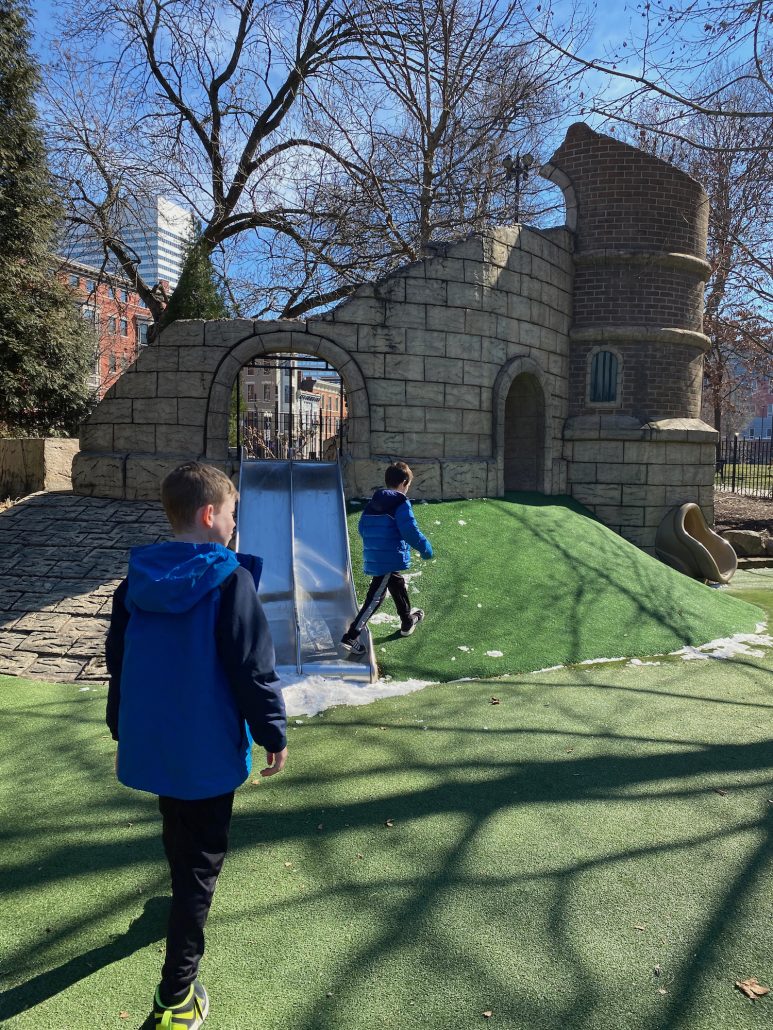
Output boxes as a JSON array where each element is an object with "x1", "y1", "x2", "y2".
[{"x1": 1, "y1": 567, "x2": 772, "y2": 1029}]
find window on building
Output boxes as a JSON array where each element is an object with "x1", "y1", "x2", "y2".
[
  {"x1": 108, "y1": 316, "x2": 117, "y2": 334},
  {"x1": 69, "y1": 273, "x2": 79, "y2": 288},
  {"x1": 120, "y1": 288, "x2": 129, "y2": 303},
  {"x1": 284, "y1": 385, "x2": 291, "y2": 404},
  {"x1": 85, "y1": 279, "x2": 95, "y2": 294},
  {"x1": 120, "y1": 318, "x2": 128, "y2": 336},
  {"x1": 138, "y1": 322, "x2": 149, "y2": 347},
  {"x1": 247, "y1": 384, "x2": 256, "y2": 402},
  {"x1": 590, "y1": 350, "x2": 619, "y2": 403},
  {"x1": 263, "y1": 383, "x2": 271, "y2": 401},
  {"x1": 108, "y1": 352, "x2": 117, "y2": 373},
  {"x1": 246, "y1": 366, "x2": 254, "y2": 378},
  {"x1": 81, "y1": 305, "x2": 98, "y2": 327}
]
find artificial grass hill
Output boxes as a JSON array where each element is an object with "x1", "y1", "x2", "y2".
[{"x1": 347, "y1": 492, "x2": 763, "y2": 682}]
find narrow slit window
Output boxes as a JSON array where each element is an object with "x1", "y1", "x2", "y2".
[{"x1": 590, "y1": 350, "x2": 618, "y2": 403}]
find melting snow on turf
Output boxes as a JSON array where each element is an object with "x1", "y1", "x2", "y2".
[
  {"x1": 531, "y1": 626, "x2": 773, "y2": 674},
  {"x1": 281, "y1": 673, "x2": 432, "y2": 717},
  {"x1": 486, "y1": 650, "x2": 504, "y2": 658},
  {"x1": 458, "y1": 519, "x2": 467, "y2": 525},
  {"x1": 369, "y1": 612, "x2": 400, "y2": 625},
  {"x1": 674, "y1": 629, "x2": 773, "y2": 661}
]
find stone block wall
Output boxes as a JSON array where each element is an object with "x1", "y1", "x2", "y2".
[
  {"x1": 73, "y1": 224, "x2": 575, "y2": 502},
  {"x1": 0, "y1": 438, "x2": 80, "y2": 498},
  {"x1": 564, "y1": 416, "x2": 717, "y2": 550}
]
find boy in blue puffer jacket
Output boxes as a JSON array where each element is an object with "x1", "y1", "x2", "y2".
[
  {"x1": 105, "y1": 462, "x2": 286, "y2": 1030},
  {"x1": 341, "y1": 461, "x2": 434, "y2": 656}
]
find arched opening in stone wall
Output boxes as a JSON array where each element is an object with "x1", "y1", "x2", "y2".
[
  {"x1": 203, "y1": 328, "x2": 370, "y2": 467},
  {"x1": 236, "y1": 352, "x2": 348, "y2": 462},
  {"x1": 503, "y1": 373, "x2": 545, "y2": 492}
]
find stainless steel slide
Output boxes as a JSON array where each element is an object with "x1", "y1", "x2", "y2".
[{"x1": 236, "y1": 460, "x2": 376, "y2": 681}]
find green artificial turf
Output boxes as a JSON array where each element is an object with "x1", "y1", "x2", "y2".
[
  {"x1": 347, "y1": 493, "x2": 764, "y2": 681},
  {"x1": 2, "y1": 598, "x2": 773, "y2": 1029}
]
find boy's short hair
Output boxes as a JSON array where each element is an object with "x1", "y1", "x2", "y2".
[
  {"x1": 161, "y1": 462, "x2": 238, "y2": 531},
  {"x1": 385, "y1": 461, "x2": 413, "y2": 488}
]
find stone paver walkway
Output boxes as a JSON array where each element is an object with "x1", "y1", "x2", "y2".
[{"x1": 0, "y1": 491, "x2": 168, "y2": 682}]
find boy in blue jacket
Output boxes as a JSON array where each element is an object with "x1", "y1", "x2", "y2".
[
  {"x1": 341, "y1": 461, "x2": 433, "y2": 656},
  {"x1": 105, "y1": 462, "x2": 287, "y2": 1030}
]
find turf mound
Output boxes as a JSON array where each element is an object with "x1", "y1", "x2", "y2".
[{"x1": 348, "y1": 493, "x2": 763, "y2": 681}]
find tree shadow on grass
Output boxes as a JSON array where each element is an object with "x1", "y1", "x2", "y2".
[
  {"x1": 0, "y1": 896, "x2": 168, "y2": 1024},
  {"x1": 3, "y1": 668, "x2": 773, "y2": 1029}
]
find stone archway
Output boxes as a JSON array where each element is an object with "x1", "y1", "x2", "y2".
[
  {"x1": 201, "y1": 327, "x2": 371, "y2": 462},
  {"x1": 504, "y1": 374, "x2": 545, "y2": 491},
  {"x1": 492, "y1": 356, "x2": 552, "y2": 495}
]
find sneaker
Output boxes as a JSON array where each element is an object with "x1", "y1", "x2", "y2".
[
  {"x1": 154, "y1": 980, "x2": 209, "y2": 1029},
  {"x1": 400, "y1": 609, "x2": 425, "y2": 636},
  {"x1": 341, "y1": 633, "x2": 366, "y2": 656}
]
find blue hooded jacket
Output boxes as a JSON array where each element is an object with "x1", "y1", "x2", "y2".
[
  {"x1": 358, "y1": 489, "x2": 433, "y2": 575},
  {"x1": 106, "y1": 542, "x2": 285, "y2": 801}
]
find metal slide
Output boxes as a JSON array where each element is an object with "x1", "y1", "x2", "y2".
[{"x1": 236, "y1": 460, "x2": 376, "y2": 681}]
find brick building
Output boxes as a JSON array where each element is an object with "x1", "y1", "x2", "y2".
[{"x1": 58, "y1": 258, "x2": 154, "y2": 399}]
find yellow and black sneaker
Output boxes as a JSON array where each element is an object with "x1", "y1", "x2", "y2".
[{"x1": 153, "y1": 980, "x2": 209, "y2": 1029}]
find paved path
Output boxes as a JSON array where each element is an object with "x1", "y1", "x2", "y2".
[{"x1": 0, "y1": 492, "x2": 168, "y2": 682}]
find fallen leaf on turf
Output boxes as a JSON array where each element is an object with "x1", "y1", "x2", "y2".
[
  {"x1": 654, "y1": 965, "x2": 661, "y2": 977},
  {"x1": 657, "y1": 988, "x2": 667, "y2": 995},
  {"x1": 483, "y1": 1011, "x2": 493, "y2": 1018},
  {"x1": 119, "y1": 1013, "x2": 130, "y2": 1020},
  {"x1": 385, "y1": 818, "x2": 395, "y2": 828},
  {"x1": 713, "y1": 788, "x2": 729, "y2": 797},
  {"x1": 735, "y1": 978, "x2": 770, "y2": 999},
  {"x1": 565, "y1": 747, "x2": 574, "y2": 753},
  {"x1": 634, "y1": 924, "x2": 647, "y2": 931},
  {"x1": 317, "y1": 823, "x2": 324, "y2": 831},
  {"x1": 284, "y1": 862, "x2": 293, "y2": 868},
  {"x1": 489, "y1": 697, "x2": 501, "y2": 705}
]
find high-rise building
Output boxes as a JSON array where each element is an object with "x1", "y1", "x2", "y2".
[{"x1": 67, "y1": 196, "x2": 193, "y2": 290}]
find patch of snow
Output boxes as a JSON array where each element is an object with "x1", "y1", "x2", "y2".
[
  {"x1": 477, "y1": 603, "x2": 483, "y2": 608},
  {"x1": 78, "y1": 686, "x2": 91, "y2": 692},
  {"x1": 403, "y1": 570, "x2": 422, "y2": 582},
  {"x1": 370, "y1": 612, "x2": 400, "y2": 625},
  {"x1": 458, "y1": 645, "x2": 471, "y2": 652},
  {"x1": 532, "y1": 665, "x2": 564, "y2": 674},
  {"x1": 434, "y1": 520, "x2": 442, "y2": 525},
  {"x1": 628, "y1": 658, "x2": 661, "y2": 667},
  {"x1": 486, "y1": 650, "x2": 504, "y2": 658},
  {"x1": 280, "y1": 673, "x2": 433, "y2": 717},
  {"x1": 579, "y1": 656, "x2": 627, "y2": 665},
  {"x1": 674, "y1": 631, "x2": 773, "y2": 661},
  {"x1": 458, "y1": 519, "x2": 467, "y2": 526}
]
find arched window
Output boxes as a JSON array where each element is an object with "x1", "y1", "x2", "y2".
[{"x1": 590, "y1": 350, "x2": 619, "y2": 403}]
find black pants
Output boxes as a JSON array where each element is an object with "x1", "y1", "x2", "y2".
[
  {"x1": 347, "y1": 572, "x2": 412, "y2": 638},
  {"x1": 158, "y1": 791, "x2": 235, "y2": 1001}
]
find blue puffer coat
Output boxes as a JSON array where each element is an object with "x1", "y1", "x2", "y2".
[{"x1": 358, "y1": 489, "x2": 433, "y2": 575}]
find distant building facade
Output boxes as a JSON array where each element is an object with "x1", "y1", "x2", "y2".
[
  {"x1": 58, "y1": 258, "x2": 153, "y2": 399},
  {"x1": 67, "y1": 196, "x2": 193, "y2": 290}
]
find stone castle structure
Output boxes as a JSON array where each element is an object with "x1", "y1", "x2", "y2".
[{"x1": 73, "y1": 123, "x2": 717, "y2": 550}]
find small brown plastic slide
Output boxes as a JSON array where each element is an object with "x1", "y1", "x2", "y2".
[{"x1": 655, "y1": 502, "x2": 737, "y2": 583}]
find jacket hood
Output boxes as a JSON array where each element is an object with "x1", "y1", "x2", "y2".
[{"x1": 127, "y1": 542, "x2": 239, "y2": 614}]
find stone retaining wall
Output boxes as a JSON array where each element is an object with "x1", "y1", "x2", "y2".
[
  {"x1": 564, "y1": 416, "x2": 717, "y2": 550},
  {"x1": 0, "y1": 438, "x2": 79, "y2": 498}
]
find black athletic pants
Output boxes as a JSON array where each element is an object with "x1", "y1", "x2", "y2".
[
  {"x1": 158, "y1": 790, "x2": 235, "y2": 1002},
  {"x1": 347, "y1": 572, "x2": 412, "y2": 638}
]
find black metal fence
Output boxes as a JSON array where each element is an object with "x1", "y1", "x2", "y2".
[
  {"x1": 240, "y1": 409, "x2": 346, "y2": 461},
  {"x1": 715, "y1": 435, "x2": 773, "y2": 497}
]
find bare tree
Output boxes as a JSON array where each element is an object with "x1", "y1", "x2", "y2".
[
  {"x1": 526, "y1": 0, "x2": 773, "y2": 149},
  {"x1": 42, "y1": 0, "x2": 583, "y2": 323},
  {"x1": 43, "y1": 0, "x2": 372, "y2": 323},
  {"x1": 233, "y1": 0, "x2": 586, "y2": 316},
  {"x1": 633, "y1": 77, "x2": 773, "y2": 434}
]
